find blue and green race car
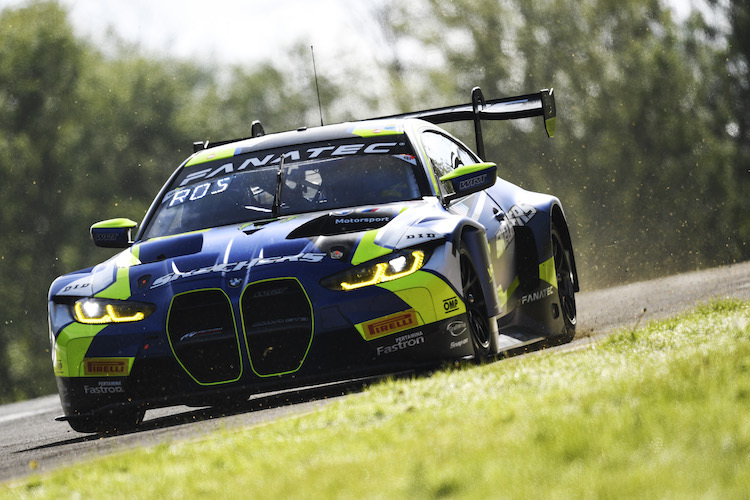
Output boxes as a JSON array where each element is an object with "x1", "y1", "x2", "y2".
[{"x1": 48, "y1": 87, "x2": 578, "y2": 433}]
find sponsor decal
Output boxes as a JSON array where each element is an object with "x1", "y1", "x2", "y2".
[
  {"x1": 450, "y1": 337, "x2": 469, "y2": 350},
  {"x1": 180, "y1": 327, "x2": 224, "y2": 342},
  {"x1": 83, "y1": 358, "x2": 130, "y2": 376},
  {"x1": 495, "y1": 220, "x2": 514, "y2": 259},
  {"x1": 402, "y1": 231, "x2": 439, "y2": 247},
  {"x1": 446, "y1": 320, "x2": 467, "y2": 337},
  {"x1": 334, "y1": 216, "x2": 390, "y2": 225},
  {"x1": 252, "y1": 287, "x2": 288, "y2": 298},
  {"x1": 151, "y1": 252, "x2": 326, "y2": 288},
  {"x1": 169, "y1": 176, "x2": 231, "y2": 206},
  {"x1": 182, "y1": 142, "x2": 401, "y2": 186},
  {"x1": 362, "y1": 310, "x2": 418, "y2": 340},
  {"x1": 250, "y1": 316, "x2": 309, "y2": 328},
  {"x1": 84, "y1": 380, "x2": 125, "y2": 395},
  {"x1": 376, "y1": 331, "x2": 425, "y2": 356},
  {"x1": 396, "y1": 154, "x2": 417, "y2": 165},
  {"x1": 93, "y1": 232, "x2": 121, "y2": 242},
  {"x1": 61, "y1": 282, "x2": 91, "y2": 294},
  {"x1": 507, "y1": 203, "x2": 538, "y2": 227},
  {"x1": 442, "y1": 296, "x2": 459, "y2": 314},
  {"x1": 458, "y1": 174, "x2": 488, "y2": 191},
  {"x1": 521, "y1": 286, "x2": 554, "y2": 305},
  {"x1": 406, "y1": 232, "x2": 436, "y2": 240}
]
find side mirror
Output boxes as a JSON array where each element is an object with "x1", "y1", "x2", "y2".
[
  {"x1": 439, "y1": 162, "x2": 497, "y2": 204},
  {"x1": 90, "y1": 218, "x2": 138, "y2": 248}
]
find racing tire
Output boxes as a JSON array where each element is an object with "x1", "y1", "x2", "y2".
[
  {"x1": 551, "y1": 225, "x2": 577, "y2": 343},
  {"x1": 67, "y1": 407, "x2": 146, "y2": 434},
  {"x1": 459, "y1": 245, "x2": 492, "y2": 360}
]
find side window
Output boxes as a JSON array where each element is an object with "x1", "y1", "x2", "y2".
[{"x1": 421, "y1": 131, "x2": 479, "y2": 195}]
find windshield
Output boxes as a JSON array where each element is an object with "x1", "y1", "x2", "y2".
[{"x1": 141, "y1": 144, "x2": 424, "y2": 240}]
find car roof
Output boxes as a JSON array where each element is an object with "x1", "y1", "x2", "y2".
[{"x1": 185, "y1": 119, "x2": 419, "y2": 168}]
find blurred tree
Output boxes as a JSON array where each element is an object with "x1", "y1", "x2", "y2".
[
  {"x1": 713, "y1": 0, "x2": 750, "y2": 260},
  {"x1": 378, "y1": 0, "x2": 744, "y2": 287},
  {"x1": 0, "y1": 1, "x2": 85, "y2": 401}
]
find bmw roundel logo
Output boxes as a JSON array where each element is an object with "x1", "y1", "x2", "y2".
[{"x1": 228, "y1": 277, "x2": 243, "y2": 288}]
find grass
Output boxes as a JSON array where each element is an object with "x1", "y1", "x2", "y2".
[{"x1": 3, "y1": 299, "x2": 749, "y2": 499}]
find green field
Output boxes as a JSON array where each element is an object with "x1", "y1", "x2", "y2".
[{"x1": 3, "y1": 299, "x2": 749, "y2": 499}]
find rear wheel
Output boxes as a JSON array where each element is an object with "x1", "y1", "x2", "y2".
[
  {"x1": 551, "y1": 225, "x2": 577, "y2": 342},
  {"x1": 459, "y1": 246, "x2": 491, "y2": 359}
]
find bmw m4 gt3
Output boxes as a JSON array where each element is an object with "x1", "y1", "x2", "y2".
[{"x1": 48, "y1": 87, "x2": 579, "y2": 433}]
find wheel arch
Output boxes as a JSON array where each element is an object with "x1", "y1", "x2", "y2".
[
  {"x1": 455, "y1": 222, "x2": 502, "y2": 319},
  {"x1": 550, "y1": 204, "x2": 580, "y2": 293}
]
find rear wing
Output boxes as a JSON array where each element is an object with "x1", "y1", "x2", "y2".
[
  {"x1": 192, "y1": 87, "x2": 555, "y2": 158},
  {"x1": 375, "y1": 87, "x2": 555, "y2": 158}
]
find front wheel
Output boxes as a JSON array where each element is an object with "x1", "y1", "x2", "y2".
[
  {"x1": 459, "y1": 246, "x2": 492, "y2": 360},
  {"x1": 551, "y1": 225, "x2": 577, "y2": 343},
  {"x1": 67, "y1": 407, "x2": 145, "y2": 434}
]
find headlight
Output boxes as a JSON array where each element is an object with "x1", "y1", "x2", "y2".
[
  {"x1": 73, "y1": 298, "x2": 155, "y2": 324},
  {"x1": 321, "y1": 249, "x2": 427, "y2": 291}
]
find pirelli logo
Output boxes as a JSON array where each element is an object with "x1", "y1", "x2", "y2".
[
  {"x1": 362, "y1": 310, "x2": 419, "y2": 341},
  {"x1": 82, "y1": 358, "x2": 131, "y2": 376}
]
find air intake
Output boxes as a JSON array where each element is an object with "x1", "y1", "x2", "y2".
[
  {"x1": 167, "y1": 290, "x2": 242, "y2": 384},
  {"x1": 241, "y1": 279, "x2": 313, "y2": 376}
]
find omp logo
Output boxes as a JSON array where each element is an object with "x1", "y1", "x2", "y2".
[
  {"x1": 443, "y1": 296, "x2": 459, "y2": 314},
  {"x1": 458, "y1": 174, "x2": 487, "y2": 190},
  {"x1": 363, "y1": 310, "x2": 418, "y2": 340},
  {"x1": 83, "y1": 358, "x2": 130, "y2": 376}
]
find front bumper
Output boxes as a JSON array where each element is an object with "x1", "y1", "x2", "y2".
[
  {"x1": 54, "y1": 314, "x2": 474, "y2": 417},
  {"x1": 51, "y1": 271, "x2": 474, "y2": 418}
]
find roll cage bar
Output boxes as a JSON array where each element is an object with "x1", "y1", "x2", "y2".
[{"x1": 192, "y1": 87, "x2": 556, "y2": 159}]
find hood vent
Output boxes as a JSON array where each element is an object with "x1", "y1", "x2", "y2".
[
  {"x1": 287, "y1": 208, "x2": 399, "y2": 239},
  {"x1": 138, "y1": 233, "x2": 204, "y2": 264}
]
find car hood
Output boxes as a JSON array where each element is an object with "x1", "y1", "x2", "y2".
[{"x1": 51, "y1": 199, "x2": 455, "y2": 298}]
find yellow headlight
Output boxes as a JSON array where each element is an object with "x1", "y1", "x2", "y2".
[
  {"x1": 73, "y1": 299, "x2": 154, "y2": 324},
  {"x1": 337, "y1": 250, "x2": 425, "y2": 291}
]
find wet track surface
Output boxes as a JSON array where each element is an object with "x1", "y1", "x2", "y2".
[{"x1": 2, "y1": 261, "x2": 749, "y2": 483}]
